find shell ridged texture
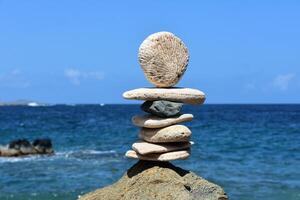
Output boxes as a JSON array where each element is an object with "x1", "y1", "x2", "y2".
[{"x1": 138, "y1": 32, "x2": 189, "y2": 87}]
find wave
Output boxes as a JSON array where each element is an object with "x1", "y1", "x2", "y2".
[{"x1": 0, "y1": 149, "x2": 119, "y2": 163}]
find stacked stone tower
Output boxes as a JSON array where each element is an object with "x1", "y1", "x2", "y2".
[
  {"x1": 79, "y1": 32, "x2": 228, "y2": 200},
  {"x1": 124, "y1": 32, "x2": 205, "y2": 161}
]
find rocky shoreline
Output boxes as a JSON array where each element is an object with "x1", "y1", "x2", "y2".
[{"x1": 0, "y1": 138, "x2": 54, "y2": 157}]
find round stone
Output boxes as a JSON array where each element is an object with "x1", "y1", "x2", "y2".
[
  {"x1": 138, "y1": 32, "x2": 189, "y2": 87},
  {"x1": 139, "y1": 125, "x2": 191, "y2": 143}
]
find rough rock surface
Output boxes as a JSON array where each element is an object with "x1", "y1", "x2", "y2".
[
  {"x1": 138, "y1": 32, "x2": 189, "y2": 88},
  {"x1": 141, "y1": 100, "x2": 183, "y2": 118},
  {"x1": 79, "y1": 161, "x2": 228, "y2": 200}
]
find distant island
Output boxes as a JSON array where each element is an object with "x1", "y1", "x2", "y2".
[
  {"x1": 0, "y1": 99, "x2": 47, "y2": 107},
  {"x1": 0, "y1": 100, "x2": 106, "y2": 107}
]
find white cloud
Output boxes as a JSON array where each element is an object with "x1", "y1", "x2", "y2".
[
  {"x1": 244, "y1": 82, "x2": 256, "y2": 90},
  {"x1": 272, "y1": 73, "x2": 295, "y2": 91},
  {"x1": 10, "y1": 69, "x2": 21, "y2": 75},
  {"x1": 65, "y1": 68, "x2": 104, "y2": 85},
  {"x1": 0, "y1": 69, "x2": 30, "y2": 88}
]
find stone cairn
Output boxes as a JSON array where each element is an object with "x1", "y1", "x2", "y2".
[
  {"x1": 79, "y1": 32, "x2": 228, "y2": 200},
  {"x1": 123, "y1": 32, "x2": 206, "y2": 162}
]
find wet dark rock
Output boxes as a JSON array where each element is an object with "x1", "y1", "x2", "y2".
[
  {"x1": 141, "y1": 100, "x2": 183, "y2": 118},
  {"x1": 0, "y1": 138, "x2": 54, "y2": 157},
  {"x1": 8, "y1": 139, "x2": 31, "y2": 150},
  {"x1": 32, "y1": 138, "x2": 54, "y2": 154},
  {"x1": 8, "y1": 139, "x2": 36, "y2": 155}
]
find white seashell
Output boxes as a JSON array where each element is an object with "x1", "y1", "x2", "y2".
[{"x1": 138, "y1": 32, "x2": 189, "y2": 87}]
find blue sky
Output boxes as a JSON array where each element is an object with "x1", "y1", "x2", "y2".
[{"x1": 0, "y1": 1, "x2": 299, "y2": 104}]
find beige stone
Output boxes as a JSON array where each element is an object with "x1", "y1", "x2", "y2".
[
  {"x1": 79, "y1": 161, "x2": 228, "y2": 200},
  {"x1": 123, "y1": 88, "x2": 205, "y2": 104},
  {"x1": 0, "y1": 147, "x2": 20, "y2": 157},
  {"x1": 125, "y1": 150, "x2": 190, "y2": 161},
  {"x1": 139, "y1": 125, "x2": 191, "y2": 143},
  {"x1": 132, "y1": 140, "x2": 193, "y2": 155},
  {"x1": 132, "y1": 113, "x2": 193, "y2": 128},
  {"x1": 138, "y1": 32, "x2": 189, "y2": 87}
]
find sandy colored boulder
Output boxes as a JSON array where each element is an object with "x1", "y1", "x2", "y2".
[
  {"x1": 0, "y1": 147, "x2": 20, "y2": 157},
  {"x1": 125, "y1": 150, "x2": 190, "y2": 161},
  {"x1": 139, "y1": 125, "x2": 191, "y2": 143},
  {"x1": 123, "y1": 88, "x2": 205, "y2": 104},
  {"x1": 79, "y1": 161, "x2": 228, "y2": 200},
  {"x1": 132, "y1": 140, "x2": 193, "y2": 155},
  {"x1": 132, "y1": 114, "x2": 193, "y2": 128},
  {"x1": 138, "y1": 32, "x2": 189, "y2": 87}
]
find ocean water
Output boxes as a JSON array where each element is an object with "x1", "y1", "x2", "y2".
[{"x1": 0, "y1": 104, "x2": 299, "y2": 200}]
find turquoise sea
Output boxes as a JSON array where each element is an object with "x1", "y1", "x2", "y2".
[{"x1": 0, "y1": 105, "x2": 299, "y2": 200}]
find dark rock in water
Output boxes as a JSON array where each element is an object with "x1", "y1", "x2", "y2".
[
  {"x1": 8, "y1": 139, "x2": 36, "y2": 154},
  {"x1": 32, "y1": 138, "x2": 54, "y2": 154},
  {"x1": 9, "y1": 139, "x2": 31, "y2": 150},
  {"x1": 79, "y1": 161, "x2": 228, "y2": 200},
  {"x1": 0, "y1": 138, "x2": 54, "y2": 157},
  {"x1": 141, "y1": 100, "x2": 183, "y2": 118},
  {"x1": 1, "y1": 139, "x2": 32, "y2": 156},
  {"x1": 0, "y1": 147, "x2": 20, "y2": 157}
]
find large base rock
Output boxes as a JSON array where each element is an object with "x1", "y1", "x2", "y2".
[{"x1": 79, "y1": 161, "x2": 228, "y2": 200}]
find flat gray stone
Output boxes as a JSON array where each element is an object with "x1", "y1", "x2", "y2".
[
  {"x1": 132, "y1": 114, "x2": 193, "y2": 128},
  {"x1": 132, "y1": 140, "x2": 193, "y2": 155},
  {"x1": 139, "y1": 125, "x2": 191, "y2": 143},
  {"x1": 123, "y1": 88, "x2": 206, "y2": 105},
  {"x1": 141, "y1": 100, "x2": 183, "y2": 117}
]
